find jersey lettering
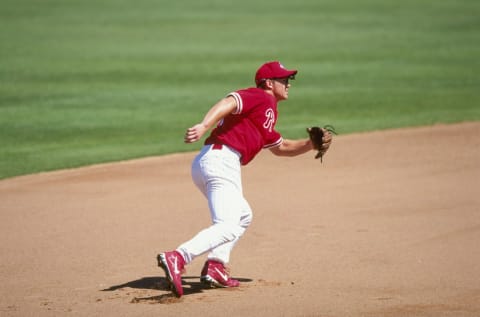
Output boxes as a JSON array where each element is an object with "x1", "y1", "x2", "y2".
[{"x1": 263, "y1": 108, "x2": 275, "y2": 132}]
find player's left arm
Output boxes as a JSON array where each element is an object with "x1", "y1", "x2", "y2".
[{"x1": 269, "y1": 138, "x2": 314, "y2": 157}]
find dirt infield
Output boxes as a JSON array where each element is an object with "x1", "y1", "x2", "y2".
[{"x1": 1, "y1": 122, "x2": 479, "y2": 316}]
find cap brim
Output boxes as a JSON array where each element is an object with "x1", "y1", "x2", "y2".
[{"x1": 275, "y1": 69, "x2": 297, "y2": 79}]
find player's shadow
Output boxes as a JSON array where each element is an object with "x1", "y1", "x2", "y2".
[
  {"x1": 102, "y1": 276, "x2": 203, "y2": 294},
  {"x1": 102, "y1": 276, "x2": 253, "y2": 303}
]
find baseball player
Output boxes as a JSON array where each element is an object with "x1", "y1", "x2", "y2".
[{"x1": 157, "y1": 61, "x2": 333, "y2": 297}]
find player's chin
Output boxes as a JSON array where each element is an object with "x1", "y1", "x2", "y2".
[{"x1": 275, "y1": 92, "x2": 289, "y2": 101}]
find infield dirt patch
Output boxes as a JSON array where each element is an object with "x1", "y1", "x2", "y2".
[{"x1": 1, "y1": 122, "x2": 479, "y2": 316}]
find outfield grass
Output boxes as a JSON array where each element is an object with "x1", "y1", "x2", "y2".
[{"x1": 1, "y1": 0, "x2": 479, "y2": 179}]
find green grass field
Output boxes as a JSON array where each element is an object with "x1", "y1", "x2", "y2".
[{"x1": 1, "y1": 0, "x2": 479, "y2": 179}]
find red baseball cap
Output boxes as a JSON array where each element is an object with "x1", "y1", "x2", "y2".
[{"x1": 255, "y1": 61, "x2": 298, "y2": 86}]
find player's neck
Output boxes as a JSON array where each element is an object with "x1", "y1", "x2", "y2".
[{"x1": 262, "y1": 88, "x2": 277, "y2": 99}]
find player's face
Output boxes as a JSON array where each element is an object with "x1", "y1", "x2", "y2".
[{"x1": 272, "y1": 77, "x2": 291, "y2": 101}]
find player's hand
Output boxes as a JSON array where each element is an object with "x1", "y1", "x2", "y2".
[{"x1": 184, "y1": 123, "x2": 207, "y2": 143}]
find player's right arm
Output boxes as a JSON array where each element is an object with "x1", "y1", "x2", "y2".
[
  {"x1": 184, "y1": 96, "x2": 237, "y2": 143},
  {"x1": 269, "y1": 138, "x2": 313, "y2": 157}
]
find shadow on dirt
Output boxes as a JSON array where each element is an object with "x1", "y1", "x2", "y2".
[{"x1": 101, "y1": 276, "x2": 253, "y2": 303}]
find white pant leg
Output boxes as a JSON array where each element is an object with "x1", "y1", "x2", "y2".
[
  {"x1": 207, "y1": 196, "x2": 252, "y2": 263},
  {"x1": 177, "y1": 145, "x2": 253, "y2": 264}
]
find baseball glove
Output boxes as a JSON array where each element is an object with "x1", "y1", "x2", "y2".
[{"x1": 307, "y1": 125, "x2": 337, "y2": 162}]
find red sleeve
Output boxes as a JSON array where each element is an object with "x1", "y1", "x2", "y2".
[{"x1": 264, "y1": 135, "x2": 283, "y2": 148}]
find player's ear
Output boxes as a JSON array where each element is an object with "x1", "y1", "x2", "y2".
[{"x1": 264, "y1": 79, "x2": 274, "y2": 89}]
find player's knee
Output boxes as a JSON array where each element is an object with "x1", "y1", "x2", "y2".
[
  {"x1": 240, "y1": 211, "x2": 253, "y2": 229},
  {"x1": 216, "y1": 222, "x2": 245, "y2": 242}
]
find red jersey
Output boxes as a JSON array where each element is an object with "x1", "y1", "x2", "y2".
[{"x1": 205, "y1": 87, "x2": 283, "y2": 165}]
